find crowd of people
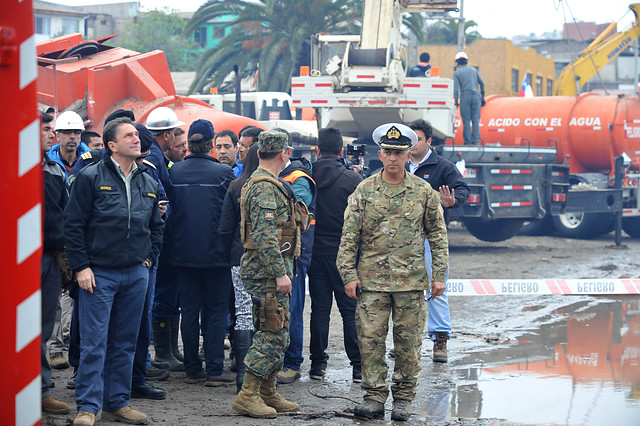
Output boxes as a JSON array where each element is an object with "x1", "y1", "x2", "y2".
[{"x1": 40, "y1": 83, "x2": 470, "y2": 422}]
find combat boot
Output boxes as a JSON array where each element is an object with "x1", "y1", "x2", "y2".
[
  {"x1": 260, "y1": 372, "x2": 300, "y2": 413},
  {"x1": 354, "y1": 399, "x2": 385, "y2": 419},
  {"x1": 433, "y1": 333, "x2": 448, "y2": 363},
  {"x1": 170, "y1": 315, "x2": 184, "y2": 362},
  {"x1": 41, "y1": 395, "x2": 70, "y2": 414},
  {"x1": 152, "y1": 319, "x2": 184, "y2": 372},
  {"x1": 233, "y1": 371, "x2": 277, "y2": 418},
  {"x1": 391, "y1": 399, "x2": 412, "y2": 421}
]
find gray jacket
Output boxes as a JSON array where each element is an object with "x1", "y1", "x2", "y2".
[{"x1": 453, "y1": 65, "x2": 485, "y2": 101}]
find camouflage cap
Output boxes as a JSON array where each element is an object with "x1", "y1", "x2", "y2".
[{"x1": 258, "y1": 130, "x2": 288, "y2": 153}]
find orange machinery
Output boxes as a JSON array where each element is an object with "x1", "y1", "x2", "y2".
[
  {"x1": 36, "y1": 33, "x2": 266, "y2": 135},
  {"x1": 451, "y1": 93, "x2": 640, "y2": 174}
]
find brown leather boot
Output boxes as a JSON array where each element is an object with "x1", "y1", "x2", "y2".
[
  {"x1": 233, "y1": 371, "x2": 277, "y2": 418},
  {"x1": 101, "y1": 405, "x2": 148, "y2": 424},
  {"x1": 41, "y1": 395, "x2": 70, "y2": 414},
  {"x1": 260, "y1": 371, "x2": 300, "y2": 413},
  {"x1": 433, "y1": 333, "x2": 448, "y2": 363}
]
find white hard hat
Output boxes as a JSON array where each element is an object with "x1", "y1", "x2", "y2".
[
  {"x1": 54, "y1": 111, "x2": 84, "y2": 131},
  {"x1": 455, "y1": 51, "x2": 468, "y2": 61},
  {"x1": 145, "y1": 107, "x2": 185, "y2": 131}
]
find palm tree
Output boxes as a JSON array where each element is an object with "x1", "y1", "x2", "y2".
[
  {"x1": 185, "y1": 0, "x2": 360, "y2": 94},
  {"x1": 425, "y1": 19, "x2": 481, "y2": 45}
]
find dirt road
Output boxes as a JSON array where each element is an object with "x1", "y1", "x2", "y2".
[{"x1": 44, "y1": 226, "x2": 640, "y2": 425}]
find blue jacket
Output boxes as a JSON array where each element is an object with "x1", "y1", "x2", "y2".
[
  {"x1": 280, "y1": 158, "x2": 316, "y2": 267},
  {"x1": 168, "y1": 153, "x2": 235, "y2": 268},
  {"x1": 48, "y1": 142, "x2": 91, "y2": 180},
  {"x1": 64, "y1": 155, "x2": 164, "y2": 271},
  {"x1": 408, "y1": 62, "x2": 431, "y2": 77}
]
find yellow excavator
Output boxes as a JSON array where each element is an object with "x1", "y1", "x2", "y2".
[{"x1": 554, "y1": 3, "x2": 640, "y2": 96}]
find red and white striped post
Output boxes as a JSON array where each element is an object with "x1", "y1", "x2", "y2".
[{"x1": 1, "y1": 1, "x2": 42, "y2": 425}]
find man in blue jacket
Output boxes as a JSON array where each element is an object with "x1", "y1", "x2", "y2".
[
  {"x1": 49, "y1": 110, "x2": 91, "y2": 180},
  {"x1": 407, "y1": 118, "x2": 469, "y2": 363},
  {"x1": 65, "y1": 117, "x2": 164, "y2": 426},
  {"x1": 168, "y1": 119, "x2": 236, "y2": 386}
]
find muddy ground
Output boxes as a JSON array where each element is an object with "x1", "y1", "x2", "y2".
[{"x1": 44, "y1": 224, "x2": 640, "y2": 425}]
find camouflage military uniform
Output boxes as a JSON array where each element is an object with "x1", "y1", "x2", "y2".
[
  {"x1": 337, "y1": 170, "x2": 448, "y2": 403},
  {"x1": 241, "y1": 168, "x2": 295, "y2": 379}
]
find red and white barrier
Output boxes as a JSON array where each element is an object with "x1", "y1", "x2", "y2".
[
  {"x1": 1, "y1": 1, "x2": 42, "y2": 425},
  {"x1": 446, "y1": 279, "x2": 640, "y2": 296}
]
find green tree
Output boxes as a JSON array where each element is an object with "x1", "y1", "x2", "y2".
[
  {"x1": 117, "y1": 9, "x2": 195, "y2": 72},
  {"x1": 185, "y1": 0, "x2": 361, "y2": 94},
  {"x1": 425, "y1": 19, "x2": 482, "y2": 45}
]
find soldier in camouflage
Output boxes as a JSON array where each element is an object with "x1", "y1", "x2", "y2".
[
  {"x1": 232, "y1": 131, "x2": 300, "y2": 419},
  {"x1": 337, "y1": 123, "x2": 449, "y2": 422}
]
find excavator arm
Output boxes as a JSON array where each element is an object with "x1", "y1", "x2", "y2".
[{"x1": 554, "y1": 3, "x2": 640, "y2": 96}]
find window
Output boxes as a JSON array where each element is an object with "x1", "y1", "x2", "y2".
[
  {"x1": 194, "y1": 26, "x2": 207, "y2": 48},
  {"x1": 547, "y1": 79, "x2": 553, "y2": 96},
  {"x1": 61, "y1": 18, "x2": 79, "y2": 35},
  {"x1": 536, "y1": 76, "x2": 543, "y2": 96},
  {"x1": 212, "y1": 25, "x2": 226, "y2": 40},
  {"x1": 511, "y1": 69, "x2": 519, "y2": 93},
  {"x1": 526, "y1": 72, "x2": 532, "y2": 85},
  {"x1": 35, "y1": 16, "x2": 51, "y2": 35}
]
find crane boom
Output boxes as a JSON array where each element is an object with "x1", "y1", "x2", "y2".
[{"x1": 554, "y1": 3, "x2": 640, "y2": 96}]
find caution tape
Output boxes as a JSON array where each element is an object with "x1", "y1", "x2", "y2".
[{"x1": 445, "y1": 279, "x2": 640, "y2": 296}]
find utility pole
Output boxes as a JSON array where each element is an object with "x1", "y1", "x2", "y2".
[{"x1": 456, "y1": 0, "x2": 465, "y2": 51}]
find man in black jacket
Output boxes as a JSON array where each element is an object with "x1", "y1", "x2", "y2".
[
  {"x1": 41, "y1": 111, "x2": 72, "y2": 415},
  {"x1": 168, "y1": 119, "x2": 236, "y2": 387},
  {"x1": 308, "y1": 127, "x2": 362, "y2": 381},
  {"x1": 407, "y1": 119, "x2": 470, "y2": 364},
  {"x1": 65, "y1": 117, "x2": 164, "y2": 426}
]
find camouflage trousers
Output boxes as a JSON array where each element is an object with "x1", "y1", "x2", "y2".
[
  {"x1": 243, "y1": 278, "x2": 290, "y2": 379},
  {"x1": 356, "y1": 290, "x2": 426, "y2": 403}
]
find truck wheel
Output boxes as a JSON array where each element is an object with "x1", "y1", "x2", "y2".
[
  {"x1": 552, "y1": 212, "x2": 611, "y2": 239},
  {"x1": 463, "y1": 218, "x2": 525, "y2": 242},
  {"x1": 520, "y1": 215, "x2": 555, "y2": 236},
  {"x1": 623, "y1": 217, "x2": 640, "y2": 238}
]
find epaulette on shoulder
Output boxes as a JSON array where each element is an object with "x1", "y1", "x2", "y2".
[
  {"x1": 81, "y1": 152, "x2": 94, "y2": 160},
  {"x1": 143, "y1": 159, "x2": 157, "y2": 170}
]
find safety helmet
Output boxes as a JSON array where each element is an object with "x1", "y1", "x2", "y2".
[
  {"x1": 54, "y1": 110, "x2": 85, "y2": 131},
  {"x1": 455, "y1": 51, "x2": 468, "y2": 61},
  {"x1": 145, "y1": 107, "x2": 185, "y2": 131}
]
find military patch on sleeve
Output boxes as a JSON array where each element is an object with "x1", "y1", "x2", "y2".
[{"x1": 264, "y1": 211, "x2": 275, "y2": 221}]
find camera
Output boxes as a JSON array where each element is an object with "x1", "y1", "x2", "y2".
[
  {"x1": 346, "y1": 143, "x2": 367, "y2": 157},
  {"x1": 345, "y1": 143, "x2": 371, "y2": 178}
]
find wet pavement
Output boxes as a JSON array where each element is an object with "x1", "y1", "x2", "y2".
[{"x1": 433, "y1": 295, "x2": 640, "y2": 425}]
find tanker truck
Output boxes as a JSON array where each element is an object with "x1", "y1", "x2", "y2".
[
  {"x1": 442, "y1": 93, "x2": 640, "y2": 241},
  {"x1": 36, "y1": 33, "x2": 264, "y2": 136}
]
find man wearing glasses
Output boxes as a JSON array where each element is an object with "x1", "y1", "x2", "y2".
[{"x1": 49, "y1": 110, "x2": 91, "y2": 180}]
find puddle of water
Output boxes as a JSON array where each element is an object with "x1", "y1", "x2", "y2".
[{"x1": 438, "y1": 297, "x2": 640, "y2": 425}]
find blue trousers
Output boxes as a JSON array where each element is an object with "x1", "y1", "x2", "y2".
[
  {"x1": 308, "y1": 255, "x2": 360, "y2": 367},
  {"x1": 68, "y1": 285, "x2": 80, "y2": 368},
  {"x1": 75, "y1": 264, "x2": 148, "y2": 414},
  {"x1": 178, "y1": 266, "x2": 231, "y2": 376},
  {"x1": 283, "y1": 264, "x2": 307, "y2": 371},
  {"x1": 152, "y1": 261, "x2": 181, "y2": 320},
  {"x1": 424, "y1": 239, "x2": 451, "y2": 340},
  {"x1": 41, "y1": 253, "x2": 62, "y2": 397},
  {"x1": 460, "y1": 92, "x2": 482, "y2": 145},
  {"x1": 132, "y1": 262, "x2": 158, "y2": 386}
]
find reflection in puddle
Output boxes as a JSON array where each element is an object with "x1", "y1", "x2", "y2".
[{"x1": 446, "y1": 298, "x2": 640, "y2": 424}]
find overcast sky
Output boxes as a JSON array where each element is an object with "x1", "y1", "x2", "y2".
[{"x1": 53, "y1": 0, "x2": 637, "y2": 39}]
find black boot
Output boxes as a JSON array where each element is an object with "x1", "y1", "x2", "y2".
[
  {"x1": 152, "y1": 319, "x2": 185, "y2": 372},
  {"x1": 233, "y1": 329, "x2": 253, "y2": 393},
  {"x1": 170, "y1": 315, "x2": 184, "y2": 363}
]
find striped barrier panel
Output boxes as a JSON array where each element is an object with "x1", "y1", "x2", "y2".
[{"x1": 445, "y1": 279, "x2": 640, "y2": 296}]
